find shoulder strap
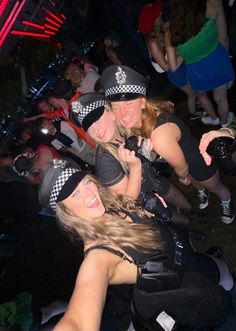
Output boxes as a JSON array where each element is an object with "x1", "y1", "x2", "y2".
[{"x1": 84, "y1": 245, "x2": 134, "y2": 264}]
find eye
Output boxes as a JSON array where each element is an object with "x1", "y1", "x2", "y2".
[
  {"x1": 71, "y1": 190, "x2": 80, "y2": 198},
  {"x1": 84, "y1": 178, "x2": 93, "y2": 186}
]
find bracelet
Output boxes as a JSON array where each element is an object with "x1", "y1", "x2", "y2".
[{"x1": 219, "y1": 127, "x2": 235, "y2": 138}]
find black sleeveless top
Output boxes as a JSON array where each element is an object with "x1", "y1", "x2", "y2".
[
  {"x1": 85, "y1": 213, "x2": 219, "y2": 283},
  {"x1": 155, "y1": 112, "x2": 218, "y2": 181}
]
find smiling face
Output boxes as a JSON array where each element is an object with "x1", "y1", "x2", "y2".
[
  {"x1": 63, "y1": 176, "x2": 105, "y2": 219},
  {"x1": 111, "y1": 97, "x2": 146, "y2": 129},
  {"x1": 87, "y1": 110, "x2": 121, "y2": 143}
]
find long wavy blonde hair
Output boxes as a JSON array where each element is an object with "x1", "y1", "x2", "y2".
[{"x1": 56, "y1": 175, "x2": 161, "y2": 251}]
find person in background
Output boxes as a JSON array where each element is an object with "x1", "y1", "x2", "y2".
[
  {"x1": 37, "y1": 118, "x2": 95, "y2": 166},
  {"x1": 101, "y1": 65, "x2": 235, "y2": 224},
  {"x1": 167, "y1": 0, "x2": 234, "y2": 127},
  {"x1": 64, "y1": 59, "x2": 100, "y2": 94},
  {"x1": 145, "y1": 12, "x2": 208, "y2": 120}
]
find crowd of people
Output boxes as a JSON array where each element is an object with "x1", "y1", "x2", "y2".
[{"x1": 0, "y1": 0, "x2": 236, "y2": 330}]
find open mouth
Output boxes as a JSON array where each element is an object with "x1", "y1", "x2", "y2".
[{"x1": 87, "y1": 197, "x2": 100, "y2": 208}]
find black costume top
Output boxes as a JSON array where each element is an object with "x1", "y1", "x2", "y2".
[
  {"x1": 155, "y1": 112, "x2": 218, "y2": 181},
  {"x1": 96, "y1": 146, "x2": 170, "y2": 197}
]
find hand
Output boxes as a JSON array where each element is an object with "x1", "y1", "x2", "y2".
[
  {"x1": 199, "y1": 130, "x2": 234, "y2": 165},
  {"x1": 178, "y1": 176, "x2": 191, "y2": 185},
  {"x1": 137, "y1": 136, "x2": 154, "y2": 151},
  {"x1": 118, "y1": 143, "x2": 141, "y2": 167}
]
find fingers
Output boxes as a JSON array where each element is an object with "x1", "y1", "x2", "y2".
[
  {"x1": 118, "y1": 145, "x2": 140, "y2": 165},
  {"x1": 137, "y1": 136, "x2": 153, "y2": 150},
  {"x1": 154, "y1": 193, "x2": 168, "y2": 208}
]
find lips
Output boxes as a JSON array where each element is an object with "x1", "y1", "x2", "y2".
[{"x1": 87, "y1": 197, "x2": 100, "y2": 208}]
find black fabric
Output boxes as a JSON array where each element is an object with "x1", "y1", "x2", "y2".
[
  {"x1": 95, "y1": 148, "x2": 170, "y2": 196},
  {"x1": 155, "y1": 113, "x2": 218, "y2": 181},
  {"x1": 82, "y1": 106, "x2": 105, "y2": 131},
  {"x1": 133, "y1": 272, "x2": 232, "y2": 329},
  {"x1": 57, "y1": 171, "x2": 87, "y2": 202},
  {"x1": 96, "y1": 148, "x2": 126, "y2": 186}
]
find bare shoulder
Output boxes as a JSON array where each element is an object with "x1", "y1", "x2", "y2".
[{"x1": 207, "y1": 0, "x2": 223, "y2": 17}]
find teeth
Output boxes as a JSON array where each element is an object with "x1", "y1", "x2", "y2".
[{"x1": 87, "y1": 197, "x2": 97, "y2": 207}]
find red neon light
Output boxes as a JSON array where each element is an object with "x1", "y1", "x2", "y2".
[
  {"x1": 11, "y1": 30, "x2": 49, "y2": 38},
  {"x1": 49, "y1": 0, "x2": 56, "y2": 7},
  {"x1": 61, "y1": 13, "x2": 66, "y2": 20},
  {"x1": 0, "y1": 1, "x2": 19, "y2": 40},
  {"x1": 42, "y1": 7, "x2": 63, "y2": 24},
  {"x1": 45, "y1": 16, "x2": 61, "y2": 28},
  {"x1": 44, "y1": 30, "x2": 56, "y2": 35},
  {"x1": 44, "y1": 23, "x2": 59, "y2": 31},
  {"x1": 0, "y1": 0, "x2": 26, "y2": 47},
  {"x1": 0, "y1": 0, "x2": 9, "y2": 18},
  {"x1": 22, "y1": 20, "x2": 44, "y2": 30}
]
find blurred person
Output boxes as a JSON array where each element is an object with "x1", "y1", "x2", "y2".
[
  {"x1": 64, "y1": 60, "x2": 100, "y2": 94},
  {"x1": 101, "y1": 65, "x2": 235, "y2": 224},
  {"x1": 145, "y1": 13, "x2": 208, "y2": 120},
  {"x1": 167, "y1": 0, "x2": 234, "y2": 127},
  {"x1": 38, "y1": 118, "x2": 95, "y2": 166},
  {"x1": 12, "y1": 144, "x2": 60, "y2": 184}
]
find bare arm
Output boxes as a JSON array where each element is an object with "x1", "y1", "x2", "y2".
[
  {"x1": 53, "y1": 251, "x2": 117, "y2": 331},
  {"x1": 149, "y1": 39, "x2": 169, "y2": 72},
  {"x1": 151, "y1": 123, "x2": 189, "y2": 180},
  {"x1": 165, "y1": 30, "x2": 183, "y2": 72},
  {"x1": 207, "y1": 0, "x2": 229, "y2": 50}
]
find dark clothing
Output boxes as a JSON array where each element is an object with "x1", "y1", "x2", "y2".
[
  {"x1": 96, "y1": 147, "x2": 171, "y2": 197},
  {"x1": 155, "y1": 112, "x2": 218, "y2": 181}
]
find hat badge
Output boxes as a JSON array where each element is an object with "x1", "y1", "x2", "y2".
[
  {"x1": 71, "y1": 101, "x2": 82, "y2": 114},
  {"x1": 52, "y1": 158, "x2": 68, "y2": 169},
  {"x1": 115, "y1": 67, "x2": 126, "y2": 85}
]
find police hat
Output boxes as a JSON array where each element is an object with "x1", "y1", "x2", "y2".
[
  {"x1": 101, "y1": 65, "x2": 148, "y2": 102},
  {"x1": 38, "y1": 159, "x2": 87, "y2": 210},
  {"x1": 70, "y1": 93, "x2": 107, "y2": 131}
]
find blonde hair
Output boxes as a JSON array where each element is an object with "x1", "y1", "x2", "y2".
[
  {"x1": 135, "y1": 98, "x2": 174, "y2": 139},
  {"x1": 95, "y1": 105, "x2": 133, "y2": 174},
  {"x1": 56, "y1": 175, "x2": 161, "y2": 251}
]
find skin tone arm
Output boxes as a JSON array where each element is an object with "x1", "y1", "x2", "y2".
[
  {"x1": 53, "y1": 248, "x2": 136, "y2": 331},
  {"x1": 199, "y1": 128, "x2": 235, "y2": 165},
  {"x1": 151, "y1": 123, "x2": 190, "y2": 184},
  {"x1": 207, "y1": 0, "x2": 229, "y2": 50},
  {"x1": 149, "y1": 39, "x2": 169, "y2": 72},
  {"x1": 164, "y1": 29, "x2": 183, "y2": 72}
]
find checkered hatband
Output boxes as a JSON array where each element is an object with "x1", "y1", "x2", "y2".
[
  {"x1": 49, "y1": 168, "x2": 79, "y2": 209},
  {"x1": 105, "y1": 85, "x2": 146, "y2": 97},
  {"x1": 71, "y1": 100, "x2": 107, "y2": 123}
]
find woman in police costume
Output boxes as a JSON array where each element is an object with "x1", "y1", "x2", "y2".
[{"x1": 38, "y1": 159, "x2": 233, "y2": 331}]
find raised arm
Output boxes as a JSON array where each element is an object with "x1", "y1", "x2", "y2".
[
  {"x1": 199, "y1": 128, "x2": 235, "y2": 165},
  {"x1": 53, "y1": 250, "x2": 117, "y2": 331}
]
